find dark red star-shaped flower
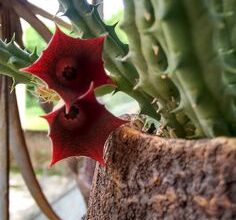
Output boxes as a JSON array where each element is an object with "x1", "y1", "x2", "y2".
[
  {"x1": 42, "y1": 84, "x2": 127, "y2": 166},
  {"x1": 22, "y1": 26, "x2": 110, "y2": 110}
]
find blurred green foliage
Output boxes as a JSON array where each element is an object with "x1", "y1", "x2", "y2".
[{"x1": 24, "y1": 27, "x2": 49, "y2": 54}]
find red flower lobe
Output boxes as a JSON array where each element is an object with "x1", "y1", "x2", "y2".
[
  {"x1": 42, "y1": 85, "x2": 127, "y2": 166},
  {"x1": 22, "y1": 26, "x2": 110, "y2": 110}
]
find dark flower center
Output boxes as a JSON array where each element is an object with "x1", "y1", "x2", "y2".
[
  {"x1": 65, "y1": 106, "x2": 79, "y2": 120},
  {"x1": 62, "y1": 65, "x2": 77, "y2": 81}
]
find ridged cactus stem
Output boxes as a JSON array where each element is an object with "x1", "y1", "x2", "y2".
[
  {"x1": 0, "y1": 38, "x2": 38, "y2": 84},
  {"x1": 184, "y1": 0, "x2": 236, "y2": 135},
  {"x1": 156, "y1": 0, "x2": 230, "y2": 137},
  {"x1": 104, "y1": 54, "x2": 160, "y2": 119},
  {"x1": 122, "y1": 0, "x2": 170, "y2": 100},
  {"x1": 149, "y1": 0, "x2": 169, "y2": 56},
  {"x1": 222, "y1": 0, "x2": 236, "y2": 51},
  {"x1": 121, "y1": 0, "x2": 186, "y2": 137},
  {"x1": 210, "y1": 0, "x2": 236, "y2": 133}
]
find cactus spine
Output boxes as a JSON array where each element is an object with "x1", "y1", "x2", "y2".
[{"x1": 0, "y1": 38, "x2": 38, "y2": 84}]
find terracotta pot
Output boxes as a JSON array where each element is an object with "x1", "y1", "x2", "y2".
[{"x1": 86, "y1": 126, "x2": 236, "y2": 220}]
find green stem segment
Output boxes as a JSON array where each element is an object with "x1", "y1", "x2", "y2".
[
  {"x1": 155, "y1": 0, "x2": 231, "y2": 137},
  {"x1": 0, "y1": 38, "x2": 38, "y2": 85},
  {"x1": 210, "y1": 0, "x2": 236, "y2": 134},
  {"x1": 122, "y1": 0, "x2": 186, "y2": 137}
]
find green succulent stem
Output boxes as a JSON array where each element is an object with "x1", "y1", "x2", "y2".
[
  {"x1": 210, "y1": 0, "x2": 236, "y2": 134},
  {"x1": 121, "y1": 0, "x2": 187, "y2": 137},
  {"x1": 0, "y1": 38, "x2": 38, "y2": 85},
  {"x1": 222, "y1": 0, "x2": 236, "y2": 52},
  {"x1": 155, "y1": 0, "x2": 231, "y2": 137}
]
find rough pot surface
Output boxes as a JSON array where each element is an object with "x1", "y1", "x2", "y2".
[{"x1": 86, "y1": 126, "x2": 236, "y2": 220}]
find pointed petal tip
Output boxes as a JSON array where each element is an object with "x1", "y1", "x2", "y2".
[
  {"x1": 40, "y1": 114, "x2": 47, "y2": 119},
  {"x1": 40, "y1": 113, "x2": 51, "y2": 123},
  {"x1": 78, "y1": 81, "x2": 95, "y2": 100},
  {"x1": 54, "y1": 24, "x2": 63, "y2": 36},
  {"x1": 102, "y1": 33, "x2": 109, "y2": 39},
  {"x1": 40, "y1": 111, "x2": 58, "y2": 125},
  {"x1": 49, "y1": 151, "x2": 62, "y2": 167},
  {"x1": 48, "y1": 153, "x2": 57, "y2": 167},
  {"x1": 20, "y1": 66, "x2": 32, "y2": 74},
  {"x1": 49, "y1": 159, "x2": 57, "y2": 167},
  {"x1": 54, "y1": 24, "x2": 69, "y2": 39},
  {"x1": 99, "y1": 159, "x2": 106, "y2": 167}
]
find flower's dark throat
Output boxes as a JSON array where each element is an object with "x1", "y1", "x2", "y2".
[
  {"x1": 62, "y1": 65, "x2": 77, "y2": 81},
  {"x1": 65, "y1": 106, "x2": 79, "y2": 120}
]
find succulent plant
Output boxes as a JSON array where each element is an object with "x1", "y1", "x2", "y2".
[
  {"x1": 1, "y1": 0, "x2": 236, "y2": 164},
  {"x1": 0, "y1": 36, "x2": 38, "y2": 85}
]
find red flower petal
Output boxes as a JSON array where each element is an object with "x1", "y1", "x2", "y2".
[
  {"x1": 21, "y1": 26, "x2": 110, "y2": 110},
  {"x1": 42, "y1": 84, "x2": 127, "y2": 166}
]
